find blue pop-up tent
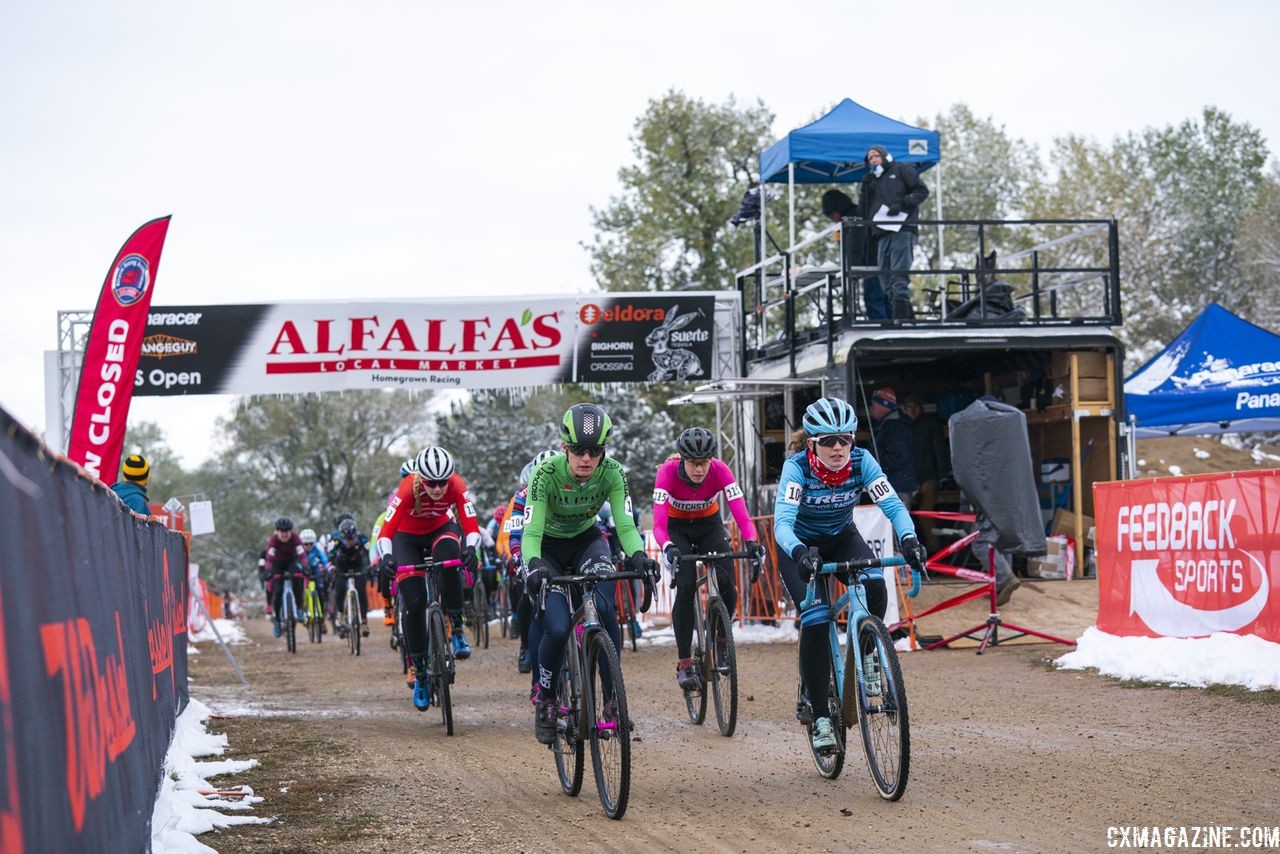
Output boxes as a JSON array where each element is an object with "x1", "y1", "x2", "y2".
[
  {"x1": 1125, "y1": 303, "x2": 1280, "y2": 437},
  {"x1": 759, "y1": 97, "x2": 941, "y2": 184}
]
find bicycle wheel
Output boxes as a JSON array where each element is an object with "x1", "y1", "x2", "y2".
[
  {"x1": 585, "y1": 630, "x2": 630, "y2": 819},
  {"x1": 497, "y1": 579, "x2": 510, "y2": 639},
  {"x1": 625, "y1": 584, "x2": 638, "y2": 653},
  {"x1": 854, "y1": 617, "x2": 910, "y2": 800},
  {"x1": 708, "y1": 598, "x2": 738, "y2": 737},
  {"x1": 804, "y1": 665, "x2": 845, "y2": 779},
  {"x1": 428, "y1": 608, "x2": 454, "y2": 736},
  {"x1": 286, "y1": 613, "x2": 297, "y2": 654},
  {"x1": 472, "y1": 581, "x2": 490, "y2": 650},
  {"x1": 553, "y1": 663, "x2": 584, "y2": 796},
  {"x1": 684, "y1": 609, "x2": 708, "y2": 726},
  {"x1": 348, "y1": 589, "x2": 361, "y2": 656}
]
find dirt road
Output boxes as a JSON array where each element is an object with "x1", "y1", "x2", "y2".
[{"x1": 196, "y1": 597, "x2": 1280, "y2": 853}]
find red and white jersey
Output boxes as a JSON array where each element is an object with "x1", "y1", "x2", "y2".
[{"x1": 379, "y1": 472, "x2": 480, "y2": 541}]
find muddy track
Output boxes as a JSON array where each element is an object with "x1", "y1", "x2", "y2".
[{"x1": 196, "y1": 612, "x2": 1280, "y2": 853}]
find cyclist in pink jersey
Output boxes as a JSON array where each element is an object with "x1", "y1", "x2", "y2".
[{"x1": 653, "y1": 427, "x2": 766, "y2": 689}]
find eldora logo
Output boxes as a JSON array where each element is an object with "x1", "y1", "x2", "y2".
[
  {"x1": 111, "y1": 254, "x2": 150, "y2": 306},
  {"x1": 579, "y1": 302, "x2": 666, "y2": 325}
]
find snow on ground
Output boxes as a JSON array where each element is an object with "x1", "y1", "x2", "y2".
[
  {"x1": 1167, "y1": 464, "x2": 1184, "y2": 476},
  {"x1": 634, "y1": 619, "x2": 802, "y2": 648},
  {"x1": 1192, "y1": 446, "x2": 1211, "y2": 459},
  {"x1": 151, "y1": 698, "x2": 269, "y2": 853},
  {"x1": 189, "y1": 618, "x2": 247, "y2": 645},
  {"x1": 1056, "y1": 628, "x2": 1280, "y2": 691}
]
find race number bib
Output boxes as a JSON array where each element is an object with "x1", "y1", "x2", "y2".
[
  {"x1": 783, "y1": 482, "x2": 803, "y2": 505},
  {"x1": 652, "y1": 487, "x2": 670, "y2": 505},
  {"x1": 865, "y1": 476, "x2": 894, "y2": 503},
  {"x1": 724, "y1": 482, "x2": 743, "y2": 502},
  {"x1": 624, "y1": 496, "x2": 634, "y2": 516},
  {"x1": 462, "y1": 500, "x2": 477, "y2": 519}
]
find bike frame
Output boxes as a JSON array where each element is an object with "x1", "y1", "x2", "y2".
[
  {"x1": 677, "y1": 550, "x2": 752, "y2": 675},
  {"x1": 802, "y1": 557, "x2": 917, "y2": 725}
]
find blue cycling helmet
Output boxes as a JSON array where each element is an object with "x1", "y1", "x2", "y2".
[{"x1": 802, "y1": 396, "x2": 858, "y2": 436}]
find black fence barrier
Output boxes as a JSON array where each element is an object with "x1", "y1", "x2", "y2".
[{"x1": 0, "y1": 405, "x2": 189, "y2": 852}]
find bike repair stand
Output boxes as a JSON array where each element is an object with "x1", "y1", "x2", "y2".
[
  {"x1": 193, "y1": 594, "x2": 248, "y2": 684},
  {"x1": 891, "y1": 511, "x2": 1077, "y2": 655}
]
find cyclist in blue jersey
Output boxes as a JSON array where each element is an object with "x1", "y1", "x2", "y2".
[{"x1": 773, "y1": 396, "x2": 928, "y2": 753}]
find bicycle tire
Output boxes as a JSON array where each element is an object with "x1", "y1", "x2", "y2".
[
  {"x1": 684, "y1": 608, "x2": 708, "y2": 726},
  {"x1": 497, "y1": 580, "x2": 510, "y2": 639},
  {"x1": 553, "y1": 663, "x2": 584, "y2": 796},
  {"x1": 429, "y1": 607, "x2": 454, "y2": 736},
  {"x1": 284, "y1": 590, "x2": 298, "y2": 654},
  {"x1": 626, "y1": 584, "x2": 638, "y2": 653},
  {"x1": 348, "y1": 588, "x2": 361, "y2": 657},
  {"x1": 708, "y1": 598, "x2": 738, "y2": 737},
  {"x1": 805, "y1": 668, "x2": 844, "y2": 779},
  {"x1": 585, "y1": 631, "x2": 630, "y2": 820},
  {"x1": 854, "y1": 617, "x2": 910, "y2": 801}
]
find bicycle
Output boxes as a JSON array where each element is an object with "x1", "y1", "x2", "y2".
[
  {"x1": 277, "y1": 567, "x2": 304, "y2": 654},
  {"x1": 336, "y1": 568, "x2": 367, "y2": 656},
  {"x1": 674, "y1": 548, "x2": 755, "y2": 737},
  {"x1": 304, "y1": 579, "x2": 326, "y2": 644},
  {"x1": 543, "y1": 568, "x2": 652, "y2": 820},
  {"x1": 468, "y1": 565, "x2": 491, "y2": 650},
  {"x1": 397, "y1": 557, "x2": 463, "y2": 735},
  {"x1": 795, "y1": 554, "x2": 919, "y2": 800},
  {"x1": 613, "y1": 570, "x2": 641, "y2": 653}
]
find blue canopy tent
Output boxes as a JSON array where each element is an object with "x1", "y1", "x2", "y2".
[
  {"x1": 759, "y1": 97, "x2": 940, "y2": 185},
  {"x1": 1125, "y1": 303, "x2": 1280, "y2": 437},
  {"x1": 755, "y1": 97, "x2": 943, "y2": 256}
]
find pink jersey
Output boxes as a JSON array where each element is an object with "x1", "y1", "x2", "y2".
[{"x1": 651, "y1": 458, "x2": 758, "y2": 548}]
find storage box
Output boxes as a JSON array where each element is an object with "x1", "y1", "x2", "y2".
[
  {"x1": 1051, "y1": 350, "x2": 1108, "y2": 379},
  {"x1": 1051, "y1": 509, "x2": 1095, "y2": 547},
  {"x1": 1027, "y1": 534, "x2": 1075, "y2": 579}
]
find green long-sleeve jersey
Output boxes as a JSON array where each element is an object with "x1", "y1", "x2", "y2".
[{"x1": 522, "y1": 454, "x2": 644, "y2": 561}]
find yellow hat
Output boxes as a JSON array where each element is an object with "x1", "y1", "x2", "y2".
[{"x1": 122, "y1": 453, "x2": 150, "y2": 484}]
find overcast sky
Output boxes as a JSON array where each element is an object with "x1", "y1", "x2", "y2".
[{"x1": 3, "y1": 0, "x2": 1277, "y2": 468}]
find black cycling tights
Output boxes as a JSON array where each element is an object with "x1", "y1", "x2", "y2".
[{"x1": 667, "y1": 517, "x2": 737, "y2": 660}]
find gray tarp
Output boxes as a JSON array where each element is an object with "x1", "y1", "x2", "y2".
[{"x1": 948, "y1": 399, "x2": 1047, "y2": 556}]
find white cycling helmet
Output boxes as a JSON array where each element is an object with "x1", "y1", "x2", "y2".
[
  {"x1": 299, "y1": 528, "x2": 317, "y2": 545},
  {"x1": 416, "y1": 446, "x2": 455, "y2": 481},
  {"x1": 400, "y1": 457, "x2": 419, "y2": 477}
]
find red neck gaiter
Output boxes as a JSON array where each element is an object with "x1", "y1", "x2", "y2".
[{"x1": 807, "y1": 447, "x2": 851, "y2": 487}]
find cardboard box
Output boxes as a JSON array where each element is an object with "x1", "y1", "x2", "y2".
[
  {"x1": 1051, "y1": 350, "x2": 1109, "y2": 379},
  {"x1": 1028, "y1": 535, "x2": 1075, "y2": 579},
  {"x1": 1051, "y1": 509, "x2": 1095, "y2": 547}
]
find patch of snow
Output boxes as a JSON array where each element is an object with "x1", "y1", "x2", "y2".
[
  {"x1": 189, "y1": 618, "x2": 248, "y2": 645},
  {"x1": 1192, "y1": 447, "x2": 1211, "y2": 459},
  {"x1": 151, "y1": 698, "x2": 269, "y2": 853},
  {"x1": 1056, "y1": 628, "x2": 1280, "y2": 691},
  {"x1": 1137, "y1": 458, "x2": 1146, "y2": 466},
  {"x1": 1167, "y1": 464, "x2": 1183, "y2": 476}
]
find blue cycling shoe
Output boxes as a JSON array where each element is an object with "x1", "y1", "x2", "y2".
[
  {"x1": 452, "y1": 633, "x2": 471, "y2": 660},
  {"x1": 412, "y1": 676, "x2": 431, "y2": 711},
  {"x1": 272, "y1": 620, "x2": 282, "y2": 638},
  {"x1": 630, "y1": 617, "x2": 643, "y2": 639}
]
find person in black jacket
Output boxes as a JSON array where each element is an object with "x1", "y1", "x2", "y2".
[
  {"x1": 868, "y1": 387, "x2": 916, "y2": 503},
  {"x1": 858, "y1": 144, "x2": 929, "y2": 320},
  {"x1": 820, "y1": 189, "x2": 889, "y2": 320}
]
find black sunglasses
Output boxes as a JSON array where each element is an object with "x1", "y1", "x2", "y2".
[
  {"x1": 567, "y1": 444, "x2": 605, "y2": 458},
  {"x1": 815, "y1": 434, "x2": 854, "y2": 448},
  {"x1": 425, "y1": 478, "x2": 449, "y2": 488}
]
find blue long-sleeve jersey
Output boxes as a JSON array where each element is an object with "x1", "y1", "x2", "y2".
[{"x1": 773, "y1": 447, "x2": 916, "y2": 558}]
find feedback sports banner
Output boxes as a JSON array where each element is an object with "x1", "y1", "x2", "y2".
[
  {"x1": 0, "y1": 406, "x2": 189, "y2": 852},
  {"x1": 130, "y1": 294, "x2": 718, "y2": 396},
  {"x1": 1094, "y1": 469, "x2": 1280, "y2": 642},
  {"x1": 67, "y1": 217, "x2": 172, "y2": 482}
]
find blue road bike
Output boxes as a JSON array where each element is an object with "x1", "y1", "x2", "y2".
[{"x1": 796, "y1": 554, "x2": 920, "y2": 800}]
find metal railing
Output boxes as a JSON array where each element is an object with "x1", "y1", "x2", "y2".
[{"x1": 737, "y1": 218, "x2": 1122, "y2": 371}]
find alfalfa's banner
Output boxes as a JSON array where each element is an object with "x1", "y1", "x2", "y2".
[
  {"x1": 1094, "y1": 469, "x2": 1279, "y2": 642},
  {"x1": 132, "y1": 294, "x2": 718, "y2": 395},
  {"x1": 66, "y1": 216, "x2": 172, "y2": 481}
]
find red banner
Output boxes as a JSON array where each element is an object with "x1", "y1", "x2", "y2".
[
  {"x1": 1094, "y1": 469, "x2": 1280, "y2": 642},
  {"x1": 66, "y1": 217, "x2": 172, "y2": 482}
]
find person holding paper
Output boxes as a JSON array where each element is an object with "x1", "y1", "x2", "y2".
[{"x1": 858, "y1": 144, "x2": 929, "y2": 320}]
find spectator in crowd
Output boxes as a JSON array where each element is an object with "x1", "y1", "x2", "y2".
[
  {"x1": 110, "y1": 453, "x2": 151, "y2": 515},
  {"x1": 858, "y1": 144, "x2": 929, "y2": 320},
  {"x1": 821, "y1": 189, "x2": 889, "y2": 320},
  {"x1": 902, "y1": 393, "x2": 950, "y2": 553},
  {"x1": 868, "y1": 388, "x2": 916, "y2": 505}
]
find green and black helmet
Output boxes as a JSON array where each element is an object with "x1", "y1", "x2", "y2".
[{"x1": 560, "y1": 403, "x2": 613, "y2": 447}]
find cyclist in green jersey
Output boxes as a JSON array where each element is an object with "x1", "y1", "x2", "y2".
[{"x1": 522, "y1": 403, "x2": 660, "y2": 745}]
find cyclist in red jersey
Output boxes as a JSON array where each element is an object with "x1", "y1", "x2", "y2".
[{"x1": 376, "y1": 446, "x2": 482, "y2": 711}]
